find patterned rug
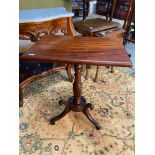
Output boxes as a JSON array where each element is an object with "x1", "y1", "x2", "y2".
[{"x1": 19, "y1": 66, "x2": 135, "y2": 155}]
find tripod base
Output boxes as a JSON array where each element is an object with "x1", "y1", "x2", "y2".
[{"x1": 50, "y1": 96, "x2": 101, "y2": 130}]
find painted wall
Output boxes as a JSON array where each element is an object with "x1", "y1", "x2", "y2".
[{"x1": 19, "y1": 0, "x2": 71, "y2": 10}]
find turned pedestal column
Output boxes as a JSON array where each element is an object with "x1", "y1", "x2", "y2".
[{"x1": 50, "y1": 64, "x2": 101, "y2": 130}]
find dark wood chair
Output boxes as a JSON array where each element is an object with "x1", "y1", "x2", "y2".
[
  {"x1": 74, "y1": 0, "x2": 125, "y2": 81},
  {"x1": 123, "y1": 0, "x2": 135, "y2": 44}
]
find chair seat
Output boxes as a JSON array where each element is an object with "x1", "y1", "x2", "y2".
[
  {"x1": 74, "y1": 18, "x2": 121, "y2": 33},
  {"x1": 94, "y1": 27, "x2": 125, "y2": 38}
]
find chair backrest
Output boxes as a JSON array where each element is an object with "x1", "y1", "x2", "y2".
[
  {"x1": 123, "y1": 0, "x2": 135, "y2": 31},
  {"x1": 82, "y1": 0, "x2": 90, "y2": 20},
  {"x1": 82, "y1": 0, "x2": 117, "y2": 21},
  {"x1": 106, "y1": 0, "x2": 117, "y2": 21}
]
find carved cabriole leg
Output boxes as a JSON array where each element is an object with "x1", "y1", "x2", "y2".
[
  {"x1": 19, "y1": 85, "x2": 23, "y2": 107},
  {"x1": 83, "y1": 103, "x2": 101, "y2": 130},
  {"x1": 94, "y1": 66, "x2": 100, "y2": 82},
  {"x1": 50, "y1": 101, "x2": 70, "y2": 125},
  {"x1": 67, "y1": 17, "x2": 77, "y2": 36},
  {"x1": 66, "y1": 64, "x2": 74, "y2": 82}
]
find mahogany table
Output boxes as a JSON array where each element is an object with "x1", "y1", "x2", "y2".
[{"x1": 20, "y1": 35, "x2": 132, "y2": 130}]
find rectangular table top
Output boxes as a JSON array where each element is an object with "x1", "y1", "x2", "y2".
[
  {"x1": 19, "y1": 7, "x2": 74, "y2": 23},
  {"x1": 20, "y1": 35, "x2": 132, "y2": 67}
]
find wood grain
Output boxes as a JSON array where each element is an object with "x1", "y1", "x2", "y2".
[{"x1": 20, "y1": 35, "x2": 132, "y2": 67}]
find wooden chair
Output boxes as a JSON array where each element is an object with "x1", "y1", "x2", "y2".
[
  {"x1": 123, "y1": 0, "x2": 135, "y2": 44},
  {"x1": 74, "y1": 0, "x2": 125, "y2": 82}
]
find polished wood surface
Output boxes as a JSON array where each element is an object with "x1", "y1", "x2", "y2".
[
  {"x1": 20, "y1": 35, "x2": 131, "y2": 67},
  {"x1": 74, "y1": 18, "x2": 120, "y2": 33}
]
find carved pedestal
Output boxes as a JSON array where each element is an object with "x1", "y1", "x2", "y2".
[{"x1": 50, "y1": 64, "x2": 101, "y2": 130}]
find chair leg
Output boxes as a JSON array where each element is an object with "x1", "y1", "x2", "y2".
[
  {"x1": 111, "y1": 66, "x2": 114, "y2": 73},
  {"x1": 85, "y1": 65, "x2": 91, "y2": 80},
  {"x1": 85, "y1": 69, "x2": 89, "y2": 80},
  {"x1": 94, "y1": 66, "x2": 100, "y2": 82},
  {"x1": 66, "y1": 64, "x2": 74, "y2": 82},
  {"x1": 19, "y1": 85, "x2": 23, "y2": 107}
]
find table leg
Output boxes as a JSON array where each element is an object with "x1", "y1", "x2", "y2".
[
  {"x1": 50, "y1": 64, "x2": 101, "y2": 130},
  {"x1": 50, "y1": 100, "x2": 71, "y2": 125},
  {"x1": 85, "y1": 65, "x2": 91, "y2": 80},
  {"x1": 94, "y1": 66, "x2": 114, "y2": 82},
  {"x1": 111, "y1": 66, "x2": 114, "y2": 73},
  {"x1": 19, "y1": 85, "x2": 23, "y2": 107},
  {"x1": 107, "y1": 66, "x2": 114, "y2": 73},
  {"x1": 94, "y1": 66, "x2": 100, "y2": 82},
  {"x1": 83, "y1": 103, "x2": 101, "y2": 130}
]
